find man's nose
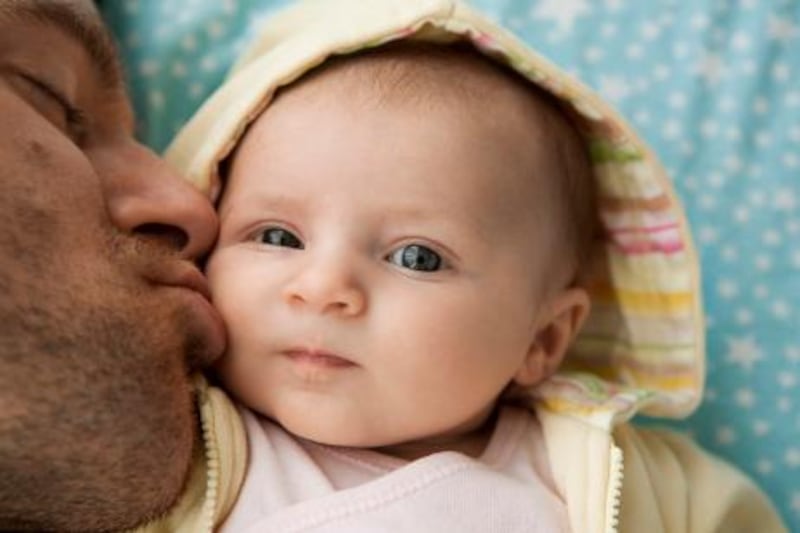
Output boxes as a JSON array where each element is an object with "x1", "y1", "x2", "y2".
[
  {"x1": 282, "y1": 252, "x2": 367, "y2": 317},
  {"x1": 95, "y1": 141, "x2": 218, "y2": 259}
]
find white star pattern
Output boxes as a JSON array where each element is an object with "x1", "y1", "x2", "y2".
[
  {"x1": 742, "y1": 58, "x2": 758, "y2": 76},
  {"x1": 668, "y1": 91, "x2": 687, "y2": 109},
  {"x1": 699, "y1": 226, "x2": 719, "y2": 244},
  {"x1": 717, "y1": 279, "x2": 739, "y2": 299},
  {"x1": 641, "y1": 22, "x2": 661, "y2": 40},
  {"x1": 123, "y1": 0, "x2": 139, "y2": 15},
  {"x1": 189, "y1": 82, "x2": 204, "y2": 99},
  {"x1": 735, "y1": 388, "x2": 756, "y2": 408},
  {"x1": 206, "y1": 21, "x2": 226, "y2": 39},
  {"x1": 754, "y1": 284, "x2": 770, "y2": 299},
  {"x1": 724, "y1": 155, "x2": 743, "y2": 173},
  {"x1": 751, "y1": 190, "x2": 768, "y2": 206},
  {"x1": 772, "y1": 300, "x2": 791, "y2": 320},
  {"x1": 755, "y1": 255, "x2": 772, "y2": 271},
  {"x1": 753, "y1": 96, "x2": 770, "y2": 114},
  {"x1": 180, "y1": 34, "x2": 197, "y2": 52},
  {"x1": 772, "y1": 62, "x2": 791, "y2": 81},
  {"x1": 719, "y1": 95, "x2": 737, "y2": 112},
  {"x1": 138, "y1": 60, "x2": 159, "y2": 77},
  {"x1": 530, "y1": 0, "x2": 591, "y2": 32},
  {"x1": 774, "y1": 189, "x2": 797, "y2": 211},
  {"x1": 584, "y1": 46, "x2": 604, "y2": 63},
  {"x1": 147, "y1": 90, "x2": 164, "y2": 110},
  {"x1": 626, "y1": 44, "x2": 644, "y2": 60},
  {"x1": 753, "y1": 420, "x2": 770, "y2": 436},
  {"x1": 726, "y1": 336, "x2": 765, "y2": 371},
  {"x1": 755, "y1": 131, "x2": 772, "y2": 147},
  {"x1": 171, "y1": 61, "x2": 188, "y2": 78},
  {"x1": 778, "y1": 397, "x2": 793, "y2": 413},
  {"x1": 757, "y1": 459, "x2": 774, "y2": 474},
  {"x1": 731, "y1": 31, "x2": 751, "y2": 50},
  {"x1": 690, "y1": 13, "x2": 710, "y2": 31},
  {"x1": 716, "y1": 426, "x2": 737, "y2": 445},
  {"x1": 672, "y1": 42, "x2": 690, "y2": 59},
  {"x1": 700, "y1": 119, "x2": 719, "y2": 138},
  {"x1": 200, "y1": 55, "x2": 218, "y2": 72},
  {"x1": 762, "y1": 229, "x2": 781, "y2": 246},
  {"x1": 662, "y1": 119, "x2": 682, "y2": 140},
  {"x1": 767, "y1": 14, "x2": 798, "y2": 43},
  {"x1": 778, "y1": 372, "x2": 797, "y2": 389},
  {"x1": 694, "y1": 51, "x2": 726, "y2": 85},
  {"x1": 598, "y1": 75, "x2": 632, "y2": 102},
  {"x1": 734, "y1": 206, "x2": 750, "y2": 223},
  {"x1": 222, "y1": 0, "x2": 238, "y2": 14},
  {"x1": 785, "y1": 448, "x2": 800, "y2": 468},
  {"x1": 736, "y1": 309, "x2": 753, "y2": 326}
]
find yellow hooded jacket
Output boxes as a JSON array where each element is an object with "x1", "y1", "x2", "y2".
[{"x1": 139, "y1": 1, "x2": 787, "y2": 531}]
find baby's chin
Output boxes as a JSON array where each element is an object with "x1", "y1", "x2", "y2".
[
  {"x1": 271, "y1": 410, "x2": 405, "y2": 449},
  {"x1": 265, "y1": 400, "x2": 496, "y2": 455},
  {"x1": 283, "y1": 417, "x2": 491, "y2": 461}
]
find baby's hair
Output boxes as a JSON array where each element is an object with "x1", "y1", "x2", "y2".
[{"x1": 268, "y1": 41, "x2": 598, "y2": 286}]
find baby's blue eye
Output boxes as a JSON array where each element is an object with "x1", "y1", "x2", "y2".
[
  {"x1": 258, "y1": 227, "x2": 303, "y2": 249},
  {"x1": 388, "y1": 244, "x2": 442, "y2": 272}
]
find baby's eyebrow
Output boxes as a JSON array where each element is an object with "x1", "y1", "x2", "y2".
[
  {"x1": 217, "y1": 192, "x2": 308, "y2": 223},
  {"x1": 379, "y1": 203, "x2": 495, "y2": 247}
]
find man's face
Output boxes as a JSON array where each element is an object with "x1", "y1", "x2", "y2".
[{"x1": 0, "y1": 2, "x2": 225, "y2": 530}]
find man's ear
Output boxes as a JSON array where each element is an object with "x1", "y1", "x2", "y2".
[{"x1": 513, "y1": 287, "x2": 590, "y2": 387}]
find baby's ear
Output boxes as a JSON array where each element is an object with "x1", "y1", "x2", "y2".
[{"x1": 513, "y1": 288, "x2": 590, "y2": 387}]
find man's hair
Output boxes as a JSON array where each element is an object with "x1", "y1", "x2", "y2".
[{"x1": 273, "y1": 41, "x2": 597, "y2": 284}]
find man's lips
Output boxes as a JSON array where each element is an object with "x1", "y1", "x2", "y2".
[
  {"x1": 282, "y1": 348, "x2": 357, "y2": 368},
  {"x1": 144, "y1": 262, "x2": 226, "y2": 365},
  {"x1": 165, "y1": 264, "x2": 212, "y2": 300},
  {"x1": 143, "y1": 260, "x2": 212, "y2": 298}
]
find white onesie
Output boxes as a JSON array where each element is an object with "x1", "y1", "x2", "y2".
[{"x1": 221, "y1": 405, "x2": 570, "y2": 532}]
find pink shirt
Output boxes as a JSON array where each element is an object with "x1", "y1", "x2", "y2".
[{"x1": 221, "y1": 405, "x2": 569, "y2": 532}]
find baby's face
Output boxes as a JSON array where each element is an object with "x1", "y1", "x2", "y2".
[{"x1": 207, "y1": 76, "x2": 561, "y2": 451}]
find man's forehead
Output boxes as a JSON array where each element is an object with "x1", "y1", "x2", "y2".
[{"x1": 0, "y1": 0, "x2": 122, "y2": 88}]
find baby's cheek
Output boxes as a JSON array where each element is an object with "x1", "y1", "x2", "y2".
[{"x1": 213, "y1": 338, "x2": 266, "y2": 411}]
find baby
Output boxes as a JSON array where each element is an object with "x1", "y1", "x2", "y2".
[
  {"x1": 209, "y1": 43, "x2": 589, "y2": 530},
  {"x1": 209, "y1": 41, "x2": 594, "y2": 461},
  {"x1": 164, "y1": 1, "x2": 787, "y2": 531}
]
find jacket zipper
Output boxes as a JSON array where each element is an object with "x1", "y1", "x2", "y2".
[
  {"x1": 604, "y1": 444, "x2": 624, "y2": 533},
  {"x1": 197, "y1": 380, "x2": 219, "y2": 533}
]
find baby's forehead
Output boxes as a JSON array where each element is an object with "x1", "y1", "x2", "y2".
[
  {"x1": 287, "y1": 42, "x2": 558, "y2": 123},
  {"x1": 274, "y1": 42, "x2": 581, "y2": 176}
]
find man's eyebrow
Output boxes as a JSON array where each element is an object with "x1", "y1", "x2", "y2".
[{"x1": 4, "y1": 3, "x2": 122, "y2": 89}]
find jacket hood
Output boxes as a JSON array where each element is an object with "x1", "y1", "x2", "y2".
[{"x1": 167, "y1": 0, "x2": 705, "y2": 428}]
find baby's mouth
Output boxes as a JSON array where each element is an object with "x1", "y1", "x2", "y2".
[{"x1": 282, "y1": 347, "x2": 357, "y2": 368}]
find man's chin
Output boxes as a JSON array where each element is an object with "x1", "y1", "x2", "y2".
[{"x1": 177, "y1": 297, "x2": 228, "y2": 372}]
